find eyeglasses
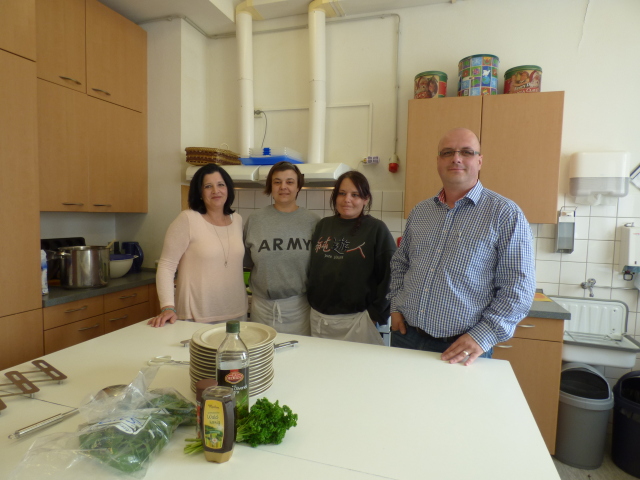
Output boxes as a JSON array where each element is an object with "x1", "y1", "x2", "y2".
[{"x1": 438, "y1": 148, "x2": 480, "y2": 158}]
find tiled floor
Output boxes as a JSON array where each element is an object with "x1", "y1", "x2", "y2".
[{"x1": 553, "y1": 432, "x2": 638, "y2": 480}]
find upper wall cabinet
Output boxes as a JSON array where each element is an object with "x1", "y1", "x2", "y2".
[
  {"x1": 35, "y1": 0, "x2": 86, "y2": 93},
  {"x1": 404, "y1": 92, "x2": 564, "y2": 224},
  {"x1": 86, "y1": 0, "x2": 147, "y2": 113},
  {"x1": 0, "y1": 0, "x2": 36, "y2": 61}
]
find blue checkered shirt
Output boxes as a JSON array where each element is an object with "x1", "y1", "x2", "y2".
[{"x1": 388, "y1": 182, "x2": 536, "y2": 351}]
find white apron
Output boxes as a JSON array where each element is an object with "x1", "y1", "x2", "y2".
[
  {"x1": 250, "y1": 294, "x2": 311, "y2": 336},
  {"x1": 310, "y1": 308, "x2": 384, "y2": 346}
]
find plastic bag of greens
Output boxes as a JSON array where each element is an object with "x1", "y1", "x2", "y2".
[{"x1": 9, "y1": 368, "x2": 196, "y2": 480}]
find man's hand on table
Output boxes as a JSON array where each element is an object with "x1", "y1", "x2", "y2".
[
  {"x1": 441, "y1": 333, "x2": 483, "y2": 366},
  {"x1": 390, "y1": 312, "x2": 406, "y2": 334}
]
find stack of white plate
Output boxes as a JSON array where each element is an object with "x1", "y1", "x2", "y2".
[{"x1": 189, "y1": 322, "x2": 277, "y2": 397}]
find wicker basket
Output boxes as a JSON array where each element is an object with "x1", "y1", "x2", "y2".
[{"x1": 185, "y1": 145, "x2": 241, "y2": 166}]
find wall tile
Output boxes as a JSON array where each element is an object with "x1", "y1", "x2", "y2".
[
  {"x1": 610, "y1": 288, "x2": 639, "y2": 313},
  {"x1": 296, "y1": 190, "x2": 307, "y2": 208},
  {"x1": 382, "y1": 191, "x2": 404, "y2": 212},
  {"x1": 254, "y1": 192, "x2": 271, "y2": 208},
  {"x1": 561, "y1": 239, "x2": 588, "y2": 263},
  {"x1": 536, "y1": 238, "x2": 561, "y2": 261},
  {"x1": 590, "y1": 204, "x2": 618, "y2": 218},
  {"x1": 536, "y1": 260, "x2": 561, "y2": 283},
  {"x1": 558, "y1": 284, "x2": 586, "y2": 297},
  {"x1": 536, "y1": 282, "x2": 559, "y2": 295},
  {"x1": 559, "y1": 262, "x2": 586, "y2": 285},
  {"x1": 589, "y1": 216, "x2": 617, "y2": 241},
  {"x1": 617, "y1": 190, "x2": 640, "y2": 217},
  {"x1": 381, "y1": 211, "x2": 402, "y2": 233},
  {"x1": 529, "y1": 223, "x2": 538, "y2": 238},
  {"x1": 307, "y1": 190, "x2": 325, "y2": 210},
  {"x1": 538, "y1": 224, "x2": 556, "y2": 239},
  {"x1": 587, "y1": 240, "x2": 615, "y2": 264},
  {"x1": 585, "y1": 263, "x2": 614, "y2": 288},
  {"x1": 370, "y1": 210, "x2": 382, "y2": 221},
  {"x1": 574, "y1": 216, "x2": 590, "y2": 239},
  {"x1": 238, "y1": 190, "x2": 255, "y2": 208},
  {"x1": 324, "y1": 191, "x2": 332, "y2": 210},
  {"x1": 370, "y1": 190, "x2": 382, "y2": 211},
  {"x1": 308, "y1": 209, "x2": 324, "y2": 219}
]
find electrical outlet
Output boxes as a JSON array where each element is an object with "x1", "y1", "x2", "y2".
[{"x1": 362, "y1": 156, "x2": 379, "y2": 164}]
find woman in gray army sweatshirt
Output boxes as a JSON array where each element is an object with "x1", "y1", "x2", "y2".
[{"x1": 243, "y1": 162, "x2": 320, "y2": 335}]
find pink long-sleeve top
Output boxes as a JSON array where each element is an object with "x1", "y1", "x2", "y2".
[{"x1": 156, "y1": 209, "x2": 247, "y2": 323}]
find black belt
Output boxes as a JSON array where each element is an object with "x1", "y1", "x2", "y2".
[{"x1": 408, "y1": 324, "x2": 462, "y2": 344}]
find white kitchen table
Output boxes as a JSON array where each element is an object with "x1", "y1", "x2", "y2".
[{"x1": 1, "y1": 320, "x2": 560, "y2": 479}]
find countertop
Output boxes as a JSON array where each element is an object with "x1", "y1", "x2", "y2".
[
  {"x1": 42, "y1": 270, "x2": 157, "y2": 307},
  {"x1": 527, "y1": 296, "x2": 571, "y2": 320},
  {"x1": 0, "y1": 321, "x2": 560, "y2": 480}
]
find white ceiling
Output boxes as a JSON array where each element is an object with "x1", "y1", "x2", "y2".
[{"x1": 98, "y1": 0, "x2": 453, "y2": 36}]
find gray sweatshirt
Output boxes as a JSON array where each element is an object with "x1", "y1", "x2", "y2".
[{"x1": 243, "y1": 205, "x2": 320, "y2": 300}]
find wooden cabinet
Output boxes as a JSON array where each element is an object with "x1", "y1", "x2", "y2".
[
  {"x1": 0, "y1": 0, "x2": 36, "y2": 61},
  {"x1": 86, "y1": 0, "x2": 146, "y2": 113},
  {"x1": 0, "y1": 310, "x2": 43, "y2": 370},
  {"x1": 35, "y1": 0, "x2": 86, "y2": 93},
  {"x1": 43, "y1": 284, "x2": 154, "y2": 354},
  {"x1": 0, "y1": 49, "x2": 41, "y2": 318},
  {"x1": 404, "y1": 92, "x2": 564, "y2": 224},
  {"x1": 37, "y1": 79, "x2": 90, "y2": 210},
  {"x1": 493, "y1": 316, "x2": 564, "y2": 454},
  {"x1": 37, "y1": 82, "x2": 147, "y2": 212},
  {"x1": 86, "y1": 96, "x2": 148, "y2": 212}
]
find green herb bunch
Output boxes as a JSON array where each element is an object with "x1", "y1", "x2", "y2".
[{"x1": 236, "y1": 398, "x2": 298, "y2": 447}]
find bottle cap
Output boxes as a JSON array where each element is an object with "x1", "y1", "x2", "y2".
[{"x1": 226, "y1": 321, "x2": 240, "y2": 333}]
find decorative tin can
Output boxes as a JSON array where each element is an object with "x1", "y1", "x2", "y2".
[
  {"x1": 504, "y1": 65, "x2": 542, "y2": 94},
  {"x1": 414, "y1": 71, "x2": 447, "y2": 99},
  {"x1": 457, "y1": 54, "x2": 499, "y2": 96}
]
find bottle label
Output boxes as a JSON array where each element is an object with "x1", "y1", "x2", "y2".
[
  {"x1": 218, "y1": 368, "x2": 249, "y2": 412},
  {"x1": 202, "y1": 399, "x2": 225, "y2": 449}
]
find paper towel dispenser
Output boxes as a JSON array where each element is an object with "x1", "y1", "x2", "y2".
[{"x1": 569, "y1": 152, "x2": 630, "y2": 205}]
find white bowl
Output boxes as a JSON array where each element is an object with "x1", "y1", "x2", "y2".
[{"x1": 110, "y1": 258, "x2": 133, "y2": 279}]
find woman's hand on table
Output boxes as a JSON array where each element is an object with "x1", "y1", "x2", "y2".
[
  {"x1": 148, "y1": 306, "x2": 177, "y2": 328},
  {"x1": 441, "y1": 334, "x2": 483, "y2": 366}
]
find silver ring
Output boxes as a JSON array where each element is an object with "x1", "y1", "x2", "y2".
[{"x1": 463, "y1": 351, "x2": 470, "y2": 356}]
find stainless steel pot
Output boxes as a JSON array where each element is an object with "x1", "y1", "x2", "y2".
[{"x1": 57, "y1": 246, "x2": 110, "y2": 289}]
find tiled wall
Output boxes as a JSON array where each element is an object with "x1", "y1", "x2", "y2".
[{"x1": 234, "y1": 189, "x2": 640, "y2": 385}]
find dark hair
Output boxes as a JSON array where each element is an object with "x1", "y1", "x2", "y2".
[
  {"x1": 263, "y1": 161, "x2": 305, "y2": 197},
  {"x1": 188, "y1": 163, "x2": 235, "y2": 215},
  {"x1": 330, "y1": 171, "x2": 372, "y2": 234}
]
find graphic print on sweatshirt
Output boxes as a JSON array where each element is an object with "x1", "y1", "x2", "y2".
[
  {"x1": 257, "y1": 238, "x2": 312, "y2": 252},
  {"x1": 314, "y1": 236, "x2": 366, "y2": 259}
]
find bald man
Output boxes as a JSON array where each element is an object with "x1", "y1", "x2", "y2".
[{"x1": 388, "y1": 128, "x2": 535, "y2": 366}]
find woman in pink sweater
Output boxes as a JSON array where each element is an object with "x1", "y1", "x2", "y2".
[{"x1": 148, "y1": 164, "x2": 248, "y2": 327}]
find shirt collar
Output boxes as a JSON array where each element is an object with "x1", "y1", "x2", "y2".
[{"x1": 435, "y1": 180, "x2": 484, "y2": 206}]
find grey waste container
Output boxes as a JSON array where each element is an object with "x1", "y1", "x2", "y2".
[
  {"x1": 554, "y1": 363, "x2": 614, "y2": 470},
  {"x1": 612, "y1": 371, "x2": 640, "y2": 477}
]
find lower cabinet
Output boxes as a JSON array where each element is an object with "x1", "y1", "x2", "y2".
[
  {"x1": 43, "y1": 284, "x2": 154, "y2": 355},
  {"x1": 0, "y1": 309, "x2": 43, "y2": 370},
  {"x1": 492, "y1": 316, "x2": 564, "y2": 455}
]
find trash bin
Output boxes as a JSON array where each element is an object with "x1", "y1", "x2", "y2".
[
  {"x1": 554, "y1": 363, "x2": 614, "y2": 469},
  {"x1": 612, "y1": 371, "x2": 640, "y2": 478}
]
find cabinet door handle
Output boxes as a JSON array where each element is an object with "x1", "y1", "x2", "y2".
[
  {"x1": 517, "y1": 324, "x2": 536, "y2": 328},
  {"x1": 59, "y1": 75, "x2": 82, "y2": 85},
  {"x1": 108, "y1": 315, "x2": 128, "y2": 322},
  {"x1": 78, "y1": 323, "x2": 100, "y2": 332},
  {"x1": 91, "y1": 88, "x2": 111, "y2": 96},
  {"x1": 62, "y1": 202, "x2": 84, "y2": 206},
  {"x1": 119, "y1": 294, "x2": 137, "y2": 300},
  {"x1": 93, "y1": 204, "x2": 112, "y2": 207},
  {"x1": 495, "y1": 345, "x2": 513, "y2": 349},
  {"x1": 64, "y1": 305, "x2": 88, "y2": 313}
]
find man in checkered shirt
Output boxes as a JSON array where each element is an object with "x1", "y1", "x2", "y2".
[{"x1": 388, "y1": 127, "x2": 535, "y2": 366}]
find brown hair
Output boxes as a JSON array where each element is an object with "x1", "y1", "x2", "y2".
[
  {"x1": 330, "y1": 171, "x2": 372, "y2": 223},
  {"x1": 263, "y1": 161, "x2": 305, "y2": 197}
]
